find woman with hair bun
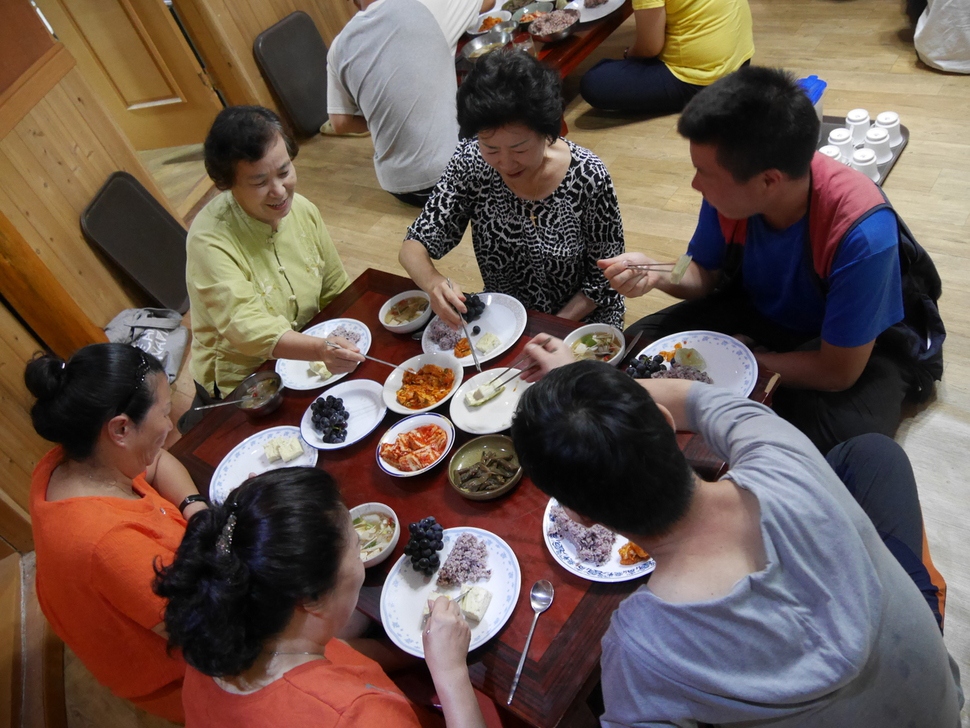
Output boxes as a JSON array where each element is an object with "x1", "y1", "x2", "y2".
[
  {"x1": 155, "y1": 467, "x2": 487, "y2": 728},
  {"x1": 26, "y1": 343, "x2": 206, "y2": 722},
  {"x1": 400, "y1": 50, "x2": 625, "y2": 331}
]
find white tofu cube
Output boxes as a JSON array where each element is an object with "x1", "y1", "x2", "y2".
[
  {"x1": 459, "y1": 586, "x2": 491, "y2": 622},
  {"x1": 263, "y1": 439, "x2": 282, "y2": 462},
  {"x1": 277, "y1": 436, "x2": 304, "y2": 462}
]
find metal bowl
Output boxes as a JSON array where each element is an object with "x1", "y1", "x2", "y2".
[
  {"x1": 234, "y1": 370, "x2": 283, "y2": 418},
  {"x1": 529, "y1": 8, "x2": 580, "y2": 43},
  {"x1": 512, "y1": 2, "x2": 554, "y2": 30},
  {"x1": 447, "y1": 435, "x2": 523, "y2": 501},
  {"x1": 461, "y1": 29, "x2": 514, "y2": 64}
]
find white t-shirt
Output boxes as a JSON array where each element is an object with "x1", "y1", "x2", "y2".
[{"x1": 415, "y1": 0, "x2": 485, "y2": 52}]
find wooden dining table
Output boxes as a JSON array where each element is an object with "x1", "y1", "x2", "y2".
[{"x1": 170, "y1": 267, "x2": 776, "y2": 727}]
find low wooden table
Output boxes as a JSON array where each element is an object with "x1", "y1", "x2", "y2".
[{"x1": 170, "y1": 268, "x2": 775, "y2": 727}]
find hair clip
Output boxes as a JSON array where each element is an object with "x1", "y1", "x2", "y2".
[
  {"x1": 60, "y1": 361, "x2": 66, "y2": 370},
  {"x1": 216, "y1": 514, "x2": 237, "y2": 556}
]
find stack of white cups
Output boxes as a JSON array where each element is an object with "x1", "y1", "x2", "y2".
[
  {"x1": 836, "y1": 109, "x2": 903, "y2": 183},
  {"x1": 875, "y1": 111, "x2": 904, "y2": 147},
  {"x1": 864, "y1": 127, "x2": 893, "y2": 164},
  {"x1": 827, "y1": 128, "x2": 854, "y2": 164},
  {"x1": 851, "y1": 148, "x2": 880, "y2": 182}
]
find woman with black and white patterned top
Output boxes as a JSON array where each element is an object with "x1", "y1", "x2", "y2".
[{"x1": 400, "y1": 51, "x2": 626, "y2": 329}]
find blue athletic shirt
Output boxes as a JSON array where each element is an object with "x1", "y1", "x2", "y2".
[{"x1": 687, "y1": 200, "x2": 904, "y2": 348}]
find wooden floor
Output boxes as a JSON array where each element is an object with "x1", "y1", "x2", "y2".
[{"x1": 149, "y1": 0, "x2": 969, "y2": 723}]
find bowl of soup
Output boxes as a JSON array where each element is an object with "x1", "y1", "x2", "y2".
[
  {"x1": 379, "y1": 290, "x2": 432, "y2": 334},
  {"x1": 234, "y1": 370, "x2": 283, "y2": 418},
  {"x1": 461, "y1": 29, "x2": 514, "y2": 63},
  {"x1": 349, "y1": 502, "x2": 400, "y2": 567}
]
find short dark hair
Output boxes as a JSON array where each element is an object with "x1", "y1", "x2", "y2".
[
  {"x1": 154, "y1": 468, "x2": 348, "y2": 677},
  {"x1": 677, "y1": 66, "x2": 820, "y2": 182},
  {"x1": 24, "y1": 344, "x2": 165, "y2": 460},
  {"x1": 511, "y1": 362, "x2": 694, "y2": 537},
  {"x1": 203, "y1": 106, "x2": 298, "y2": 189},
  {"x1": 457, "y1": 51, "x2": 563, "y2": 141}
]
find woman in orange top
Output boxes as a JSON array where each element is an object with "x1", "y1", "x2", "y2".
[
  {"x1": 26, "y1": 343, "x2": 207, "y2": 723},
  {"x1": 155, "y1": 467, "x2": 487, "y2": 728}
]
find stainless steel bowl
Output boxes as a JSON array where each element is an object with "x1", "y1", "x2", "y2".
[
  {"x1": 234, "y1": 370, "x2": 283, "y2": 419},
  {"x1": 461, "y1": 29, "x2": 514, "y2": 64},
  {"x1": 529, "y1": 8, "x2": 580, "y2": 43}
]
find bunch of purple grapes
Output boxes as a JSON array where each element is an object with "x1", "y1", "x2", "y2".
[
  {"x1": 404, "y1": 516, "x2": 444, "y2": 576},
  {"x1": 626, "y1": 353, "x2": 667, "y2": 379}
]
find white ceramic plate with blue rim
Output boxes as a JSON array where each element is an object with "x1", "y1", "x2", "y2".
[
  {"x1": 275, "y1": 318, "x2": 372, "y2": 390},
  {"x1": 300, "y1": 379, "x2": 387, "y2": 451},
  {"x1": 421, "y1": 292, "x2": 527, "y2": 367},
  {"x1": 380, "y1": 527, "x2": 521, "y2": 657},
  {"x1": 635, "y1": 330, "x2": 758, "y2": 398},
  {"x1": 543, "y1": 498, "x2": 656, "y2": 583},
  {"x1": 209, "y1": 426, "x2": 317, "y2": 505},
  {"x1": 565, "y1": 0, "x2": 626, "y2": 23}
]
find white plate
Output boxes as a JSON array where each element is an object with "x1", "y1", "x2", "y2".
[
  {"x1": 565, "y1": 0, "x2": 625, "y2": 23},
  {"x1": 376, "y1": 413, "x2": 456, "y2": 477},
  {"x1": 383, "y1": 352, "x2": 464, "y2": 415},
  {"x1": 380, "y1": 527, "x2": 521, "y2": 657},
  {"x1": 449, "y1": 369, "x2": 533, "y2": 434},
  {"x1": 635, "y1": 330, "x2": 757, "y2": 397},
  {"x1": 466, "y1": 9, "x2": 513, "y2": 34},
  {"x1": 274, "y1": 319, "x2": 372, "y2": 390},
  {"x1": 542, "y1": 498, "x2": 656, "y2": 583},
  {"x1": 300, "y1": 379, "x2": 387, "y2": 450},
  {"x1": 421, "y1": 292, "x2": 527, "y2": 367},
  {"x1": 209, "y1": 426, "x2": 318, "y2": 505}
]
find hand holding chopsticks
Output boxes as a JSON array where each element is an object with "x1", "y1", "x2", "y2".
[
  {"x1": 597, "y1": 252, "x2": 693, "y2": 297},
  {"x1": 323, "y1": 340, "x2": 401, "y2": 370}
]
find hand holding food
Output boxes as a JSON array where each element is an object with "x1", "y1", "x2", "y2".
[
  {"x1": 318, "y1": 334, "x2": 364, "y2": 374},
  {"x1": 597, "y1": 252, "x2": 667, "y2": 298},
  {"x1": 422, "y1": 596, "x2": 471, "y2": 675},
  {"x1": 520, "y1": 335, "x2": 575, "y2": 382}
]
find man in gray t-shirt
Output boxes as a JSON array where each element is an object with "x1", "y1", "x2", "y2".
[
  {"x1": 511, "y1": 344, "x2": 962, "y2": 727},
  {"x1": 327, "y1": 0, "x2": 468, "y2": 204}
]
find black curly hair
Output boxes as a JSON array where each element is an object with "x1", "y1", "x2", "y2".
[
  {"x1": 457, "y1": 50, "x2": 563, "y2": 142},
  {"x1": 153, "y1": 467, "x2": 348, "y2": 677}
]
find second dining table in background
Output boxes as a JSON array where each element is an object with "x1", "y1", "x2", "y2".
[{"x1": 170, "y1": 267, "x2": 775, "y2": 727}]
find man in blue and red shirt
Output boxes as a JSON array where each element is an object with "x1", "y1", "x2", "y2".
[{"x1": 600, "y1": 66, "x2": 944, "y2": 453}]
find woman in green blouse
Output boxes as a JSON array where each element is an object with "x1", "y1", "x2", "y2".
[{"x1": 186, "y1": 106, "x2": 363, "y2": 399}]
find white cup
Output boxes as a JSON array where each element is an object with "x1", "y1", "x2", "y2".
[
  {"x1": 864, "y1": 126, "x2": 893, "y2": 164},
  {"x1": 827, "y1": 128, "x2": 854, "y2": 163},
  {"x1": 845, "y1": 108, "x2": 871, "y2": 145},
  {"x1": 875, "y1": 111, "x2": 904, "y2": 147},
  {"x1": 819, "y1": 145, "x2": 843, "y2": 162},
  {"x1": 850, "y1": 148, "x2": 880, "y2": 183}
]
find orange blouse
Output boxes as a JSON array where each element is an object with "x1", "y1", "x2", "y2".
[{"x1": 29, "y1": 447, "x2": 187, "y2": 722}]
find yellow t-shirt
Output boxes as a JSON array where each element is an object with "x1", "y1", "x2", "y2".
[
  {"x1": 632, "y1": 0, "x2": 754, "y2": 86},
  {"x1": 186, "y1": 191, "x2": 350, "y2": 396}
]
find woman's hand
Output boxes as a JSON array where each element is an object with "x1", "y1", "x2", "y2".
[
  {"x1": 319, "y1": 335, "x2": 365, "y2": 374},
  {"x1": 423, "y1": 596, "x2": 471, "y2": 677},
  {"x1": 597, "y1": 253, "x2": 666, "y2": 298},
  {"x1": 430, "y1": 279, "x2": 467, "y2": 330},
  {"x1": 520, "y1": 335, "x2": 576, "y2": 383}
]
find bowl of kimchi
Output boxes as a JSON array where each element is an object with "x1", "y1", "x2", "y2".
[
  {"x1": 376, "y1": 413, "x2": 456, "y2": 478},
  {"x1": 383, "y1": 352, "x2": 463, "y2": 415}
]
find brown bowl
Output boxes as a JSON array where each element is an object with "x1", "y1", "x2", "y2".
[
  {"x1": 447, "y1": 435, "x2": 523, "y2": 501},
  {"x1": 234, "y1": 370, "x2": 283, "y2": 419}
]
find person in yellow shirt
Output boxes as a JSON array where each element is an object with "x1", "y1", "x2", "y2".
[
  {"x1": 580, "y1": 0, "x2": 754, "y2": 115},
  {"x1": 185, "y1": 106, "x2": 364, "y2": 404}
]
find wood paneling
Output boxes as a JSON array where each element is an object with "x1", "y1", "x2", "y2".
[
  {"x1": 0, "y1": 553, "x2": 21, "y2": 727},
  {"x1": 0, "y1": 1, "x2": 55, "y2": 94},
  {"x1": 173, "y1": 0, "x2": 355, "y2": 112}
]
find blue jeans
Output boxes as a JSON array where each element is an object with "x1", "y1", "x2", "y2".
[{"x1": 580, "y1": 57, "x2": 704, "y2": 114}]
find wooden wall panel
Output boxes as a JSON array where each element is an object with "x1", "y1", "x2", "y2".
[
  {"x1": 173, "y1": 0, "x2": 355, "y2": 112},
  {"x1": 0, "y1": 1, "x2": 55, "y2": 94},
  {"x1": 0, "y1": 553, "x2": 21, "y2": 727},
  {"x1": 0, "y1": 64, "x2": 184, "y2": 328}
]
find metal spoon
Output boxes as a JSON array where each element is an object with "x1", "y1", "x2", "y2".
[
  {"x1": 507, "y1": 579, "x2": 554, "y2": 705},
  {"x1": 190, "y1": 397, "x2": 254, "y2": 412}
]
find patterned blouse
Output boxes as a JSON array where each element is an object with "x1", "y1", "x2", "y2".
[{"x1": 406, "y1": 139, "x2": 625, "y2": 327}]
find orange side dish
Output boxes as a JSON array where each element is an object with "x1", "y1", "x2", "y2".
[
  {"x1": 380, "y1": 424, "x2": 449, "y2": 472},
  {"x1": 619, "y1": 541, "x2": 650, "y2": 565},
  {"x1": 396, "y1": 364, "x2": 455, "y2": 409},
  {"x1": 479, "y1": 15, "x2": 503, "y2": 32},
  {"x1": 454, "y1": 337, "x2": 472, "y2": 358},
  {"x1": 659, "y1": 342, "x2": 685, "y2": 362}
]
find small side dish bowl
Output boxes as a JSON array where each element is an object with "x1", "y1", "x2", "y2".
[
  {"x1": 376, "y1": 413, "x2": 456, "y2": 478},
  {"x1": 511, "y1": 1, "x2": 554, "y2": 29},
  {"x1": 529, "y1": 7, "x2": 580, "y2": 43},
  {"x1": 349, "y1": 502, "x2": 400, "y2": 567},
  {"x1": 234, "y1": 370, "x2": 283, "y2": 418},
  {"x1": 379, "y1": 290, "x2": 432, "y2": 334},
  {"x1": 461, "y1": 28, "x2": 514, "y2": 63},
  {"x1": 383, "y1": 352, "x2": 463, "y2": 415},
  {"x1": 467, "y1": 9, "x2": 512, "y2": 34},
  {"x1": 563, "y1": 323, "x2": 626, "y2": 366},
  {"x1": 448, "y1": 434, "x2": 523, "y2": 501}
]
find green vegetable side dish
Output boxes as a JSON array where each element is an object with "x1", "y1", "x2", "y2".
[{"x1": 353, "y1": 513, "x2": 396, "y2": 560}]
